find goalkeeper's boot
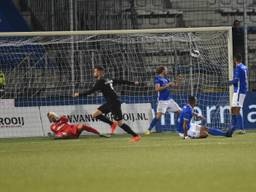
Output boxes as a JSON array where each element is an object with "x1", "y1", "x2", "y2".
[
  {"x1": 144, "y1": 130, "x2": 151, "y2": 135},
  {"x1": 111, "y1": 121, "x2": 118, "y2": 135},
  {"x1": 129, "y1": 135, "x2": 141, "y2": 143}
]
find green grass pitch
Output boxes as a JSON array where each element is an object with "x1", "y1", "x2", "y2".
[{"x1": 1, "y1": 132, "x2": 256, "y2": 192}]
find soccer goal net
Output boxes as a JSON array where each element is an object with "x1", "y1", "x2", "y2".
[{"x1": 0, "y1": 27, "x2": 233, "y2": 138}]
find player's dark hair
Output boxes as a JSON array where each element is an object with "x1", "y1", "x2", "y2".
[
  {"x1": 234, "y1": 54, "x2": 242, "y2": 62},
  {"x1": 94, "y1": 66, "x2": 105, "y2": 71},
  {"x1": 156, "y1": 66, "x2": 166, "y2": 74},
  {"x1": 188, "y1": 95, "x2": 196, "y2": 103}
]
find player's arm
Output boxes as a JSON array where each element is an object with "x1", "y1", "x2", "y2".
[
  {"x1": 155, "y1": 81, "x2": 178, "y2": 91},
  {"x1": 48, "y1": 130, "x2": 71, "y2": 140},
  {"x1": 229, "y1": 68, "x2": 240, "y2": 85},
  {"x1": 192, "y1": 112, "x2": 205, "y2": 120},
  {"x1": 155, "y1": 75, "x2": 183, "y2": 91},
  {"x1": 59, "y1": 115, "x2": 69, "y2": 123},
  {"x1": 154, "y1": 78, "x2": 173, "y2": 91},
  {"x1": 54, "y1": 132, "x2": 73, "y2": 140},
  {"x1": 74, "y1": 82, "x2": 100, "y2": 97},
  {"x1": 168, "y1": 75, "x2": 183, "y2": 88},
  {"x1": 183, "y1": 119, "x2": 189, "y2": 139},
  {"x1": 112, "y1": 79, "x2": 139, "y2": 86},
  {"x1": 155, "y1": 83, "x2": 169, "y2": 92},
  {"x1": 182, "y1": 109, "x2": 193, "y2": 139}
]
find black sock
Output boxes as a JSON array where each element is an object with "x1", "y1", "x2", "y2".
[
  {"x1": 120, "y1": 123, "x2": 138, "y2": 137},
  {"x1": 96, "y1": 115, "x2": 112, "y2": 125}
]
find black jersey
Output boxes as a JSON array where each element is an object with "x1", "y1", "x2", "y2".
[{"x1": 80, "y1": 78, "x2": 135, "y2": 102}]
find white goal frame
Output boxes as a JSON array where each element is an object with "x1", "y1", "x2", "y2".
[
  {"x1": 0, "y1": 26, "x2": 234, "y2": 105},
  {"x1": 0, "y1": 26, "x2": 234, "y2": 138}
]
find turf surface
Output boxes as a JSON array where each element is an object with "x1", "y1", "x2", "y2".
[{"x1": 0, "y1": 132, "x2": 256, "y2": 192}]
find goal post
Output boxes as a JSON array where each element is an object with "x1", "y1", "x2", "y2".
[
  {"x1": 227, "y1": 28, "x2": 234, "y2": 107},
  {"x1": 0, "y1": 27, "x2": 233, "y2": 138}
]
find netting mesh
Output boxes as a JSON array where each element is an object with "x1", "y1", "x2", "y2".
[{"x1": 0, "y1": 30, "x2": 230, "y2": 135}]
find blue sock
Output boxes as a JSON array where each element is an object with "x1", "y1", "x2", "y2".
[
  {"x1": 208, "y1": 128, "x2": 226, "y2": 136},
  {"x1": 226, "y1": 115, "x2": 238, "y2": 137},
  {"x1": 231, "y1": 115, "x2": 237, "y2": 130},
  {"x1": 236, "y1": 114, "x2": 244, "y2": 131},
  {"x1": 148, "y1": 117, "x2": 160, "y2": 131}
]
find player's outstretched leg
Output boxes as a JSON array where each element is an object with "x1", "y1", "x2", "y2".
[
  {"x1": 78, "y1": 124, "x2": 110, "y2": 138},
  {"x1": 80, "y1": 124, "x2": 100, "y2": 135},
  {"x1": 95, "y1": 114, "x2": 112, "y2": 125},
  {"x1": 118, "y1": 121, "x2": 141, "y2": 142},
  {"x1": 208, "y1": 128, "x2": 226, "y2": 136},
  {"x1": 96, "y1": 114, "x2": 117, "y2": 134},
  {"x1": 92, "y1": 110, "x2": 117, "y2": 133}
]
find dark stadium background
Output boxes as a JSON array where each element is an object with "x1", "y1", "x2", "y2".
[{"x1": 0, "y1": 0, "x2": 255, "y2": 129}]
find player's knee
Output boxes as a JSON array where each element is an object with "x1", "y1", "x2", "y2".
[
  {"x1": 92, "y1": 113, "x2": 98, "y2": 119},
  {"x1": 231, "y1": 107, "x2": 240, "y2": 115},
  {"x1": 92, "y1": 110, "x2": 103, "y2": 119},
  {"x1": 156, "y1": 113, "x2": 162, "y2": 119},
  {"x1": 231, "y1": 108, "x2": 235, "y2": 115}
]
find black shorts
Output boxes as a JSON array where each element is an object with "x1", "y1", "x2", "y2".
[{"x1": 98, "y1": 100, "x2": 123, "y2": 121}]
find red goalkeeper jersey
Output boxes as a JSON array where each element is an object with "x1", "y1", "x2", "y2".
[{"x1": 50, "y1": 115, "x2": 79, "y2": 137}]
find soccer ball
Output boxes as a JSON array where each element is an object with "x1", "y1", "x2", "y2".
[{"x1": 190, "y1": 49, "x2": 200, "y2": 58}]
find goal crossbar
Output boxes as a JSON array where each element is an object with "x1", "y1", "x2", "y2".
[{"x1": 0, "y1": 26, "x2": 232, "y2": 37}]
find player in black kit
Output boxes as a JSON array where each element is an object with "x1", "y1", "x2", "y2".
[{"x1": 74, "y1": 66, "x2": 141, "y2": 142}]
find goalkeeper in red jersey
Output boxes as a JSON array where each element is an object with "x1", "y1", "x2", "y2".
[{"x1": 47, "y1": 112, "x2": 109, "y2": 139}]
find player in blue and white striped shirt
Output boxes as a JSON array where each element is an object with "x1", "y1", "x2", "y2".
[
  {"x1": 226, "y1": 54, "x2": 248, "y2": 136},
  {"x1": 177, "y1": 96, "x2": 232, "y2": 139},
  {"x1": 145, "y1": 66, "x2": 182, "y2": 135}
]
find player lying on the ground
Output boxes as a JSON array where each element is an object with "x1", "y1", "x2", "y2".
[
  {"x1": 177, "y1": 96, "x2": 233, "y2": 139},
  {"x1": 47, "y1": 112, "x2": 109, "y2": 139}
]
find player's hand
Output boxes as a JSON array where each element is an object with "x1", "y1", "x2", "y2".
[
  {"x1": 73, "y1": 92, "x2": 80, "y2": 97},
  {"x1": 167, "y1": 82, "x2": 175, "y2": 87},
  {"x1": 47, "y1": 132, "x2": 55, "y2": 139},
  {"x1": 176, "y1": 74, "x2": 183, "y2": 80}
]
